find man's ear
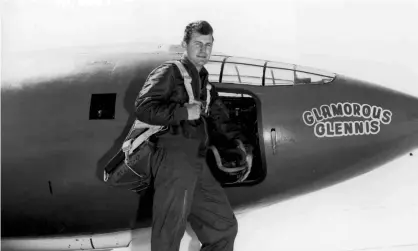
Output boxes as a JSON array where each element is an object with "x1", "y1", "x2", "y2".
[{"x1": 181, "y1": 41, "x2": 187, "y2": 48}]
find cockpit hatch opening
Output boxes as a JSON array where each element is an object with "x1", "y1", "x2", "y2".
[{"x1": 206, "y1": 90, "x2": 264, "y2": 187}]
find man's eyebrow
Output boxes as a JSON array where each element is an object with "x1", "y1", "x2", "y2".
[{"x1": 194, "y1": 41, "x2": 212, "y2": 45}]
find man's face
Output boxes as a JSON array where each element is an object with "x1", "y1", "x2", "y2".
[{"x1": 183, "y1": 32, "x2": 213, "y2": 69}]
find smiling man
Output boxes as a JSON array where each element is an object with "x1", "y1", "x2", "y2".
[{"x1": 135, "y1": 21, "x2": 239, "y2": 251}]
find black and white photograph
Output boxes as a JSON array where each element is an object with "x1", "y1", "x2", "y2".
[{"x1": 2, "y1": 0, "x2": 418, "y2": 250}]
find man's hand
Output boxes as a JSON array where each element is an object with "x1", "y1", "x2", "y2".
[{"x1": 185, "y1": 101, "x2": 202, "y2": 120}]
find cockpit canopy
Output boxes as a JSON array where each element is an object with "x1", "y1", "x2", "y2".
[{"x1": 204, "y1": 55, "x2": 336, "y2": 86}]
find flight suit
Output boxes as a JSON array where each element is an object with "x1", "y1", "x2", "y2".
[{"x1": 135, "y1": 55, "x2": 238, "y2": 251}]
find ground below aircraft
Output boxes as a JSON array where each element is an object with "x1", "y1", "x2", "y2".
[{"x1": 2, "y1": 43, "x2": 418, "y2": 250}]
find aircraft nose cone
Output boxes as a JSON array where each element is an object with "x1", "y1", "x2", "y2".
[
  {"x1": 408, "y1": 97, "x2": 418, "y2": 129},
  {"x1": 341, "y1": 76, "x2": 418, "y2": 150},
  {"x1": 408, "y1": 105, "x2": 418, "y2": 121},
  {"x1": 383, "y1": 86, "x2": 418, "y2": 147},
  {"x1": 395, "y1": 91, "x2": 418, "y2": 122},
  {"x1": 408, "y1": 98, "x2": 418, "y2": 121}
]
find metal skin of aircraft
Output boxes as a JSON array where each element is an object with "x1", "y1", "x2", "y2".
[{"x1": 1, "y1": 43, "x2": 418, "y2": 251}]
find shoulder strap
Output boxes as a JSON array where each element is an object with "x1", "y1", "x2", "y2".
[
  {"x1": 171, "y1": 61, "x2": 196, "y2": 104},
  {"x1": 124, "y1": 120, "x2": 164, "y2": 155},
  {"x1": 170, "y1": 60, "x2": 212, "y2": 113},
  {"x1": 205, "y1": 83, "x2": 212, "y2": 114}
]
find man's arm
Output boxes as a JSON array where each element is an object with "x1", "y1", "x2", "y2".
[{"x1": 134, "y1": 63, "x2": 189, "y2": 126}]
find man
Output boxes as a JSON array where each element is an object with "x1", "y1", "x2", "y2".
[{"x1": 135, "y1": 21, "x2": 239, "y2": 251}]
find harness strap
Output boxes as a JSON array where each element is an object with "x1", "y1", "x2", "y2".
[
  {"x1": 208, "y1": 145, "x2": 248, "y2": 173},
  {"x1": 172, "y1": 61, "x2": 195, "y2": 103},
  {"x1": 171, "y1": 60, "x2": 211, "y2": 112},
  {"x1": 205, "y1": 84, "x2": 212, "y2": 114}
]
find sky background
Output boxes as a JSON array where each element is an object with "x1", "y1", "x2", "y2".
[{"x1": 2, "y1": 0, "x2": 418, "y2": 250}]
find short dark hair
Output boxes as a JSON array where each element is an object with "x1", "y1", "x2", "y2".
[{"x1": 183, "y1": 20, "x2": 214, "y2": 44}]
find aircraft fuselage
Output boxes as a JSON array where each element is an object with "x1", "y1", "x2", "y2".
[{"x1": 2, "y1": 50, "x2": 418, "y2": 238}]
